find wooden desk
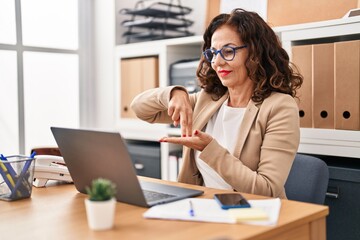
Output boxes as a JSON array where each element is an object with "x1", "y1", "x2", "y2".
[{"x1": 0, "y1": 178, "x2": 328, "y2": 240}]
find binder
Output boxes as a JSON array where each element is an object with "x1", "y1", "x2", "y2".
[
  {"x1": 312, "y1": 43, "x2": 335, "y2": 129},
  {"x1": 120, "y1": 57, "x2": 158, "y2": 118},
  {"x1": 292, "y1": 45, "x2": 313, "y2": 128},
  {"x1": 334, "y1": 40, "x2": 360, "y2": 130}
]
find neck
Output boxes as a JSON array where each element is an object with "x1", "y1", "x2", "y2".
[
  {"x1": 227, "y1": 85, "x2": 253, "y2": 108},
  {"x1": 227, "y1": 95, "x2": 250, "y2": 108}
]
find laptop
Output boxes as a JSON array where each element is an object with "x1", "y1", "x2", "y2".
[{"x1": 50, "y1": 127, "x2": 203, "y2": 207}]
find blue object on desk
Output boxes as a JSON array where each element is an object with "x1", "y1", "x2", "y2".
[
  {"x1": 0, "y1": 161, "x2": 16, "y2": 190},
  {"x1": 10, "y1": 153, "x2": 36, "y2": 199},
  {"x1": 0, "y1": 154, "x2": 17, "y2": 177},
  {"x1": 0, "y1": 154, "x2": 35, "y2": 200},
  {"x1": 10, "y1": 162, "x2": 32, "y2": 198},
  {"x1": 0, "y1": 154, "x2": 17, "y2": 188},
  {"x1": 189, "y1": 200, "x2": 195, "y2": 217}
]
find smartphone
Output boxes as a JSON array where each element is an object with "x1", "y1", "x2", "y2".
[{"x1": 214, "y1": 193, "x2": 251, "y2": 209}]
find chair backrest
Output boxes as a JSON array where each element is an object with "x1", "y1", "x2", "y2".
[{"x1": 285, "y1": 153, "x2": 329, "y2": 204}]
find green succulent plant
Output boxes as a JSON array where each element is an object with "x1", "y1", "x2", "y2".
[{"x1": 85, "y1": 178, "x2": 116, "y2": 201}]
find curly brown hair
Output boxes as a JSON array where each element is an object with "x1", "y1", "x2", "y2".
[{"x1": 196, "y1": 8, "x2": 303, "y2": 102}]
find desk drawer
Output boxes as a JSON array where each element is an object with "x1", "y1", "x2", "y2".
[
  {"x1": 325, "y1": 164, "x2": 360, "y2": 240},
  {"x1": 126, "y1": 140, "x2": 161, "y2": 179}
]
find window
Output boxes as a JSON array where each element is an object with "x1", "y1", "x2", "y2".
[
  {"x1": 0, "y1": 50, "x2": 18, "y2": 154},
  {"x1": 0, "y1": 0, "x2": 91, "y2": 154},
  {"x1": 0, "y1": 0, "x2": 16, "y2": 44}
]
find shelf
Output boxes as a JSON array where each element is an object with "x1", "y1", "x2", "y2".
[
  {"x1": 122, "y1": 31, "x2": 193, "y2": 41},
  {"x1": 151, "y1": 126, "x2": 360, "y2": 159},
  {"x1": 115, "y1": 16, "x2": 360, "y2": 181},
  {"x1": 274, "y1": 16, "x2": 360, "y2": 38},
  {"x1": 115, "y1": 119, "x2": 168, "y2": 142},
  {"x1": 115, "y1": 35, "x2": 202, "y2": 58},
  {"x1": 275, "y1": 17, "x2": 360, "y2": 159},
  {"x1": 275, "y1": 16, "x2": 360, "y2": 52},
  {"x1": 299, "y1": 129, "x2": 360, "y2": 158}
]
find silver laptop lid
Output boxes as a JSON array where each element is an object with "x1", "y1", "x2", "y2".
[
  {"x1": 50, "y1": 127, "x2": 203, "y2": 207},
  {"x1": 51, "y1": 127, "x2": 149, "y2": 206}
]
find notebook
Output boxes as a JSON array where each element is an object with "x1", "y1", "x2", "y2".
[{"x1": 50, "y1": 127, "x2": 203, "y2": 207}]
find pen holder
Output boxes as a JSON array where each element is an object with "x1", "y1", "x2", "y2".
[{"x1": 0, "y1": 155, "x2": 35, "y2": 201}]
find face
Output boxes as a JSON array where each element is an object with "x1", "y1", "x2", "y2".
[{"x1": 210, "y1": 25, "x2": 252, "y2": 90}]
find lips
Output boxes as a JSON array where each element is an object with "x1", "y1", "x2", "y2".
[{"x1": 218, "y1": 70, "x2": 231, "y2": 77}]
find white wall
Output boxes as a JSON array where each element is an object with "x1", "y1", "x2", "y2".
[{"x1": 92, "y1": 0, "x2": 116, "y2": 130}]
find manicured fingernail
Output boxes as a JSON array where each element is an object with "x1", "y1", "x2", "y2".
[
  {"x1": 194, "y1": 130, "x2": 199, "y2": 135},
  {"x1": 182, "y1": 134, "x2": 186, "y2": 137}
]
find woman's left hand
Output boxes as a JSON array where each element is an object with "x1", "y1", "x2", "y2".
[{"x1": 159, "y1": 130, "x2": 213, "y2": 151}]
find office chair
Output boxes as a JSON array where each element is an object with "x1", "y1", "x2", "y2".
[{"x1": 285, "y1": 153, "x2": 329, "y2": 204}]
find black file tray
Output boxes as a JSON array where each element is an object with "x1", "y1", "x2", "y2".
[
  {"x1": 119, "y1": 2, "x2": 192, "y2": 18},
  {"x1": 122, "y1": 18, "x2": 193, "y2": 29},
  {"x1": 119, "y1": 0, "x2": 193, "y2": 43}
]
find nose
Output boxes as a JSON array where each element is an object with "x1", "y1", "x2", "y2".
[{"x1": 211, "y1": 52, "x2": 224, "y2": 66}]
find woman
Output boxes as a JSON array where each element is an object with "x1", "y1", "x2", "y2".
[{"x1": 130, "y1": 8, "x2": 303, "y2": 198}]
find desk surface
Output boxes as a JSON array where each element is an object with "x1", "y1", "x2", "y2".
[{"x1": 0, "y1": 178, "x2": 328, "y2": 240}]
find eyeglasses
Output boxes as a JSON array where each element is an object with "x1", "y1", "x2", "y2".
[{"x1": 203, "y1": 45, "x2": 247, "y2": 62}]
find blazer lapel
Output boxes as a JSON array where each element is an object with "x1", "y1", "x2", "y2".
[
  {"x1": 190, "y1": 92, "x2": 259, "y2": 159},
  {"x1": 233, "y1": 100, "x2": 259, "y2": 158}
]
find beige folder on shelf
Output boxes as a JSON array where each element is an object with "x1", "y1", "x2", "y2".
[
  {"x1": 334, "y1": 40, "x2": 360, "y2": 130},
  {"x1": 120, "y1": 57, "x2": 159, "y2": 119},
  {"x1": 312, "y1": 43, "x2": 335, "y2": 129},
  {"x1": 292, "y1": 45, "x2": 313, "y2": 128}
]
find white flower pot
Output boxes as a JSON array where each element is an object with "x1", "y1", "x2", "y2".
[{"x1": 85, "y1": 198, "x2": 116, "y2": 231}]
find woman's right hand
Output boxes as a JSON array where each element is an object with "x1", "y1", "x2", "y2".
[{"x1": 168, "y1": 89, "x2": 193, "y2": 137}]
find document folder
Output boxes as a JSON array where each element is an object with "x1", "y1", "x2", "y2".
[
  {"x1": 313, "y1": 43, "x2": 335, "y2": 129},
  {"x1": 292, "y1": 45, "x2": 313, "y2": 128},
  {"x1": 334, "y1": 40, "x2": 360, "y2": 130}
]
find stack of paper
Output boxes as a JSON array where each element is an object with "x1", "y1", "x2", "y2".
[
  {"x1": 228, "y1": 208, "x2": 268, "y2": 221},
  {"x1": 143, "y1": 198, "x2": 281, "y2": 226}
]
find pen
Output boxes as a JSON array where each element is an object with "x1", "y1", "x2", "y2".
[
  {"x1": 0, "y1": 154, "x2": 17, "y2": 186},
  {"x1": 0, "y1": 154, "x2": 16, "y2": 176},
  {"x1": 189, "y1": 200, "x2": 195, "y2": 217}
]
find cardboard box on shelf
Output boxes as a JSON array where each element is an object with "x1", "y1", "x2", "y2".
[
  {"x1": 205, "y1": 0, "x2": 359, "y2": 28},
  {"x1": 267, "y1": 0, "x2": 359, "y2": 27}
]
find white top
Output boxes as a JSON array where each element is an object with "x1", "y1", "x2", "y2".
[{"x1": 195, "y1": 99, "x2": 246, "y2": 189}]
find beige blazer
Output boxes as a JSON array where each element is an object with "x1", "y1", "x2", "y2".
[{"x1": 131, "y1": 86, "x2": 300, "y2": 198}]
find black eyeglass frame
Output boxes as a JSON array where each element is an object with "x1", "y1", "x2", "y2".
[{"x1": 203, "y1": 45, "x2": 247, "y2": 62}]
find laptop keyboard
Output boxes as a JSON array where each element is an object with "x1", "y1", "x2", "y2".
[{"x1": 143, "y1": 190, "x2": 177, "y2": 202}]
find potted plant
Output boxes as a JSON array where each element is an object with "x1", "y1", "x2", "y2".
[{"x1": 84, "y1": 178, "x2": 117, "y2": 230}]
